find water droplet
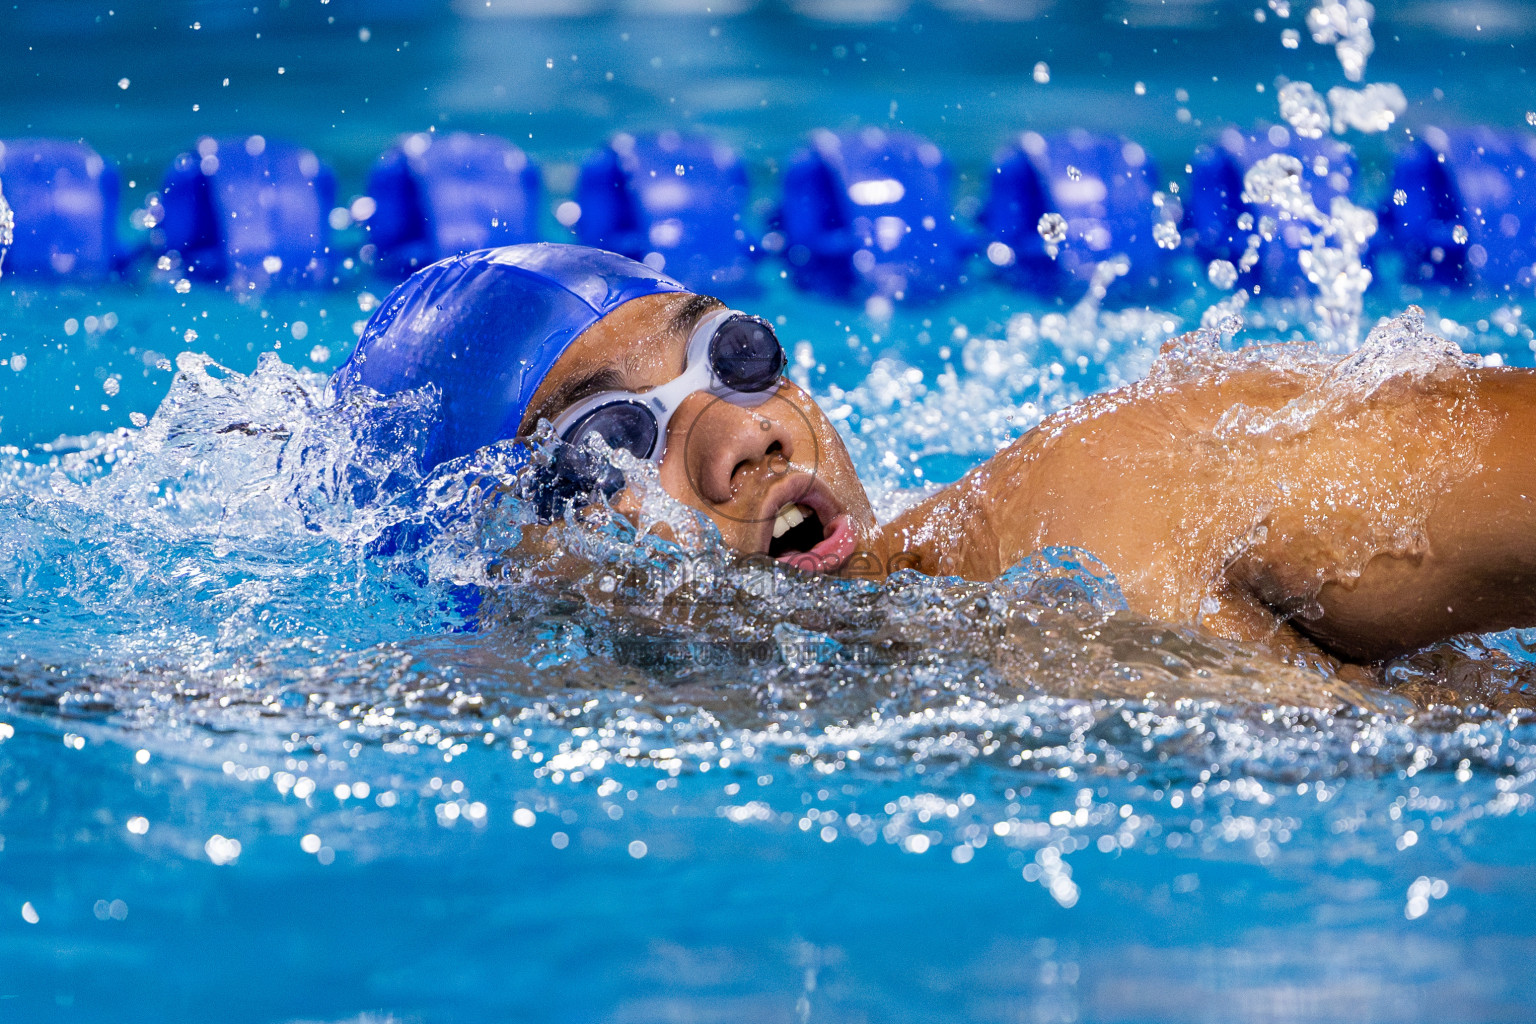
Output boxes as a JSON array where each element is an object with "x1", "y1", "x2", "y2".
[
  {"x1": 1277, "y1": 81, "x2": 1329, "y2": 139},
  {"x1": 204, "y1": 834, "x2": 241, "y2": 865},
  {"x1": 1032, "y1": 61, "x2": 1050, "y2": 84},
  {"x1": 1452, "y1": 224, "x2": 1469, "y2": 245},
  {"x1": 1328, "y1": 82, "x2": 1407, "y2": 135},
  {"x1": 1036, "y1": 212, "x2": 1068, "y2": 245},
  {"x1": 1393, "y1": 188, "x2": 1407, "y2": 206},
  {"x1": 1207, "y1": 259, "x2": 1239, "y2": 290}
]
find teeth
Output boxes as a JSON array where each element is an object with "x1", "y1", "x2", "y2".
[{"x1": 772, "y1": 503, "x2": 807, "y2": 539}]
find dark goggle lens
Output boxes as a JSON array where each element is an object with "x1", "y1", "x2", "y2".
[
  {"x1": 561, "y1": 401, "x2": 659, "y2": 462},
  {"x1": 536, "y1": 402, "x2": 659, "y2": 519},
  {"x1": 709, "y1": 315, "x2": 785, "y2": 393}
]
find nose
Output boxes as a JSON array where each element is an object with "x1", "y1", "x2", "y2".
[{"x1": 667, "y1": 390, "x2": 797, "y2": 506}]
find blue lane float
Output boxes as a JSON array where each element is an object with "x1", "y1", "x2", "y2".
[
  {"x1": 1381, "y1": 126, "x2": 1536, "y2": 293},
  {"x1": 981, "y1": 129, "x2": 1164, "y2": 296},
  {"x1": 1185, "y1": 125, "x2": 1359, "y2": 293},
  {"x1": 0, "y1": 138, "x2": 122, "y2": 278},
  {"x1": 366, "y1": 131, "x2": 541, "y2": 277},
  {"x1": 574, "y1": 131, "x2": 756, "y2": 295},
  {"x1": 7, "y1": 125, "x2": 1536, "y2": 300},
  {"x1": 159, "y1": 135, "x2": 336, "y2": 287},
  {"x1": 777, "y1": 127, "x2": 968, "y2": 302}
]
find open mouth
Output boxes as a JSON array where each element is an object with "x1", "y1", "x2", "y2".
[
  {"x1": 764, "y1": 498, "x2": 858, "y2": 572},
  {"x1": 768, "y1": 502, "x2": 826, "y2": 559}
]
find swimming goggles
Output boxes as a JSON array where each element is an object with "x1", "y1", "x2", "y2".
[
  {"x1": 533, "y1": 308, "x2": 785, "y2": 517},
  {"x1": 549, "y1": 307, "x2": 786, "y2": 465}
]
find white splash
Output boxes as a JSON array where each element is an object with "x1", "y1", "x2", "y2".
[
  {"x1": 1327, "y1": 83, "x2": 1407, "y2": 134},
  {"x1": 1037, "y1": 212, "x2": 1067, "y2": 260},
  {"x1": 1307, "y1": 0, "x2": 1375, "y2": 82},
  {"x1": 0, "y1": 178, "x2": 13, "y2": 275},
  {"x1": 1207, "y1": 259, "x2": 1239, "y2": 290},
  {"x1": 829, "y1": 255, "x2": 1167, "y2": 519},
  {"x1": 1278, "y1": 81, "x2": 1331, "y2": 139},
  {"x1": 1243, "y1": 154, "x2": 1378, "y2": 350}
]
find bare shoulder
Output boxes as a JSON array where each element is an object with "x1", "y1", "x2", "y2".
[
  {"x1": 882, "y1": 341, "x2": 1316, "y2": 599},
  {"x1": 973, "y1": 346, "x2": 1321, "y2": 612},
  {"x1": 883, "y1": 333, "x2": 1536, "y2": 659}
]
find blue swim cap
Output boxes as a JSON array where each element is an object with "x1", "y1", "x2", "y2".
[{"x1": 332, "y1": 243, "x2": 686, "y2": 468}]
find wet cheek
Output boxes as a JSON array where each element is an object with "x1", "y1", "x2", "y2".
[
  {"x1": 810, "y1": 426, "x2": 858, "y2": 485},
  {"x1": 656, "y1": 459, "x2": 699, "y2": 509},
  {"x1": 657, "y1": 454, "x2": 739, "y2": 527}
]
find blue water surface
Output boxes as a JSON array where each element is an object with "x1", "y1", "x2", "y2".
[{"x1": 5, "y1": 3, "x2": 1536, "y2": 1022}]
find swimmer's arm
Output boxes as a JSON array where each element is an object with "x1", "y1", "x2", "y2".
[
  {"x1": 1235, "y1": 367, "x2": 1536, "y2": 662},
  {"x1": 875, "y1": 390, "x2": 1160, "y2": 583},
  {"x1": 879, "y1": 377, "x2": 1228, "y2": 596},
  {"x1": 883, "y1": 361, "x2": 1536, "y2": 664}
]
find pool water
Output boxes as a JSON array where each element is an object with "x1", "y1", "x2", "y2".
[{"x1": 5, "y1": 3, "x2": 1536, "y2": 1022}]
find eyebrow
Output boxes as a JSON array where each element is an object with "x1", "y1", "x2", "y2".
[
  {"x1": 524, "y1": 366, "x2": 627, "y2": 434},
  {"x1": 521, "y1": 293, "x2": 727, "y2": 434},
  {"x1": 669, "y1": 293, "x2": 724, "y2": 336}
]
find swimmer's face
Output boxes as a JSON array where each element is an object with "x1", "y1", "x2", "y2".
[{"x1": 523, "y1": 292, "x2": 877, "y2": 571}]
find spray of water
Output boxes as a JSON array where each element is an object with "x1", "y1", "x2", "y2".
[
  {"x1": 1241, "y1": 154, "x2": 1377, "y2": 349},
  {"x1": 1246, "y1": 1, "x2": 1407, "y2": 349},
  {"x1": 1306, "y1": 0, "x2": 1375, "y2": 82},
  {"x1": 0, "y1": 177, "x2": 12, "y2": 275},
  {"x1": 1328, "y1": 82, "x2": 1406, "y2": 134},
  {"x1": 1278, "y1": 81, "x2": 1331, "y2": 140}
]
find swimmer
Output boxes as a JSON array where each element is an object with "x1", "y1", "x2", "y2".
[{"x1": 335, "y1": 244, "x2": 1536, "y2": 667}]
